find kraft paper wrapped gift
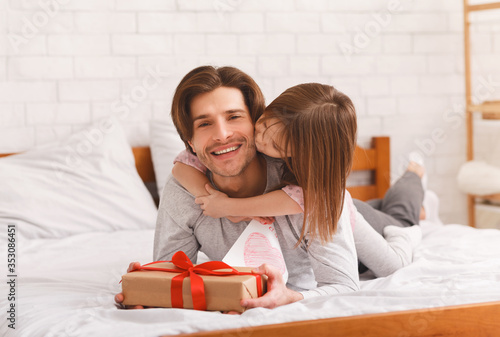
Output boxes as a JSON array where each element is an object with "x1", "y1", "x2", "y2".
[{"x1": 121, "y1": 252, "x2": 267, "y2": 313}]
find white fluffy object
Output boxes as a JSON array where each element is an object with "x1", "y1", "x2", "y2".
[{"x1": 457, "y1": 160, "x2": 500, "y2": 196}]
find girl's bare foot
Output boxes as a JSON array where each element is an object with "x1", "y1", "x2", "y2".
[
  {"x1": 408, "y1": 151, "x2": 427, "y2": 190},
  {"x1": 408, "y1": 152, "x2": 427, "y2": 221}
]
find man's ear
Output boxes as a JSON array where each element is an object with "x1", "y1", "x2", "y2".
[{"x1": 188, "y1": 141, "x2": 196, "y2": 153}]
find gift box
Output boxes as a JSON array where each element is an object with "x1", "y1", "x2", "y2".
[{"x1": 121, "y1": 251, "x2": 267, "y2": 313}]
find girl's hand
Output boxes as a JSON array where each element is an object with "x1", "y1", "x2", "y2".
[
  {"x1": 252, "y1": 216, "x2": 275, "y2": 225},
  {"x1": 195, "y1": 184, "x2": 275, "y2": 224},
  {"x1": 195, "y1": 184, "x2": 231, "y2": 218}
]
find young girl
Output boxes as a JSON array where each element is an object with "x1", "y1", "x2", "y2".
[{"x1": 172, "y1": 83, "x2": 422, "y2": 278}]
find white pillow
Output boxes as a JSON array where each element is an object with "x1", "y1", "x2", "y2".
[
  {"x1": 149, "y1": 120, "x2": 186, "y2": 196},
  {"x1": 0, "y1": 117, "x2": 158, "y2": 239}
]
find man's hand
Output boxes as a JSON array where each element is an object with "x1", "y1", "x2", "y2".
[
  {"x1": 114, "y1": 262, "x2": 145, "y2": 309},
  {"x1": 241, "y1": 264, "x2": 303, "y2": 309}
]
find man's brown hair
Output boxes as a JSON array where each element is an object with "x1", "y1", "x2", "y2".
[{"x1": 171, "y1": 66, "x2": 265, "y2": 153}]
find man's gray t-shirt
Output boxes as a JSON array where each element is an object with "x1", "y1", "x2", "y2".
[{"x1": 153, "y1": 155, "x2": 359, "y2": 298}]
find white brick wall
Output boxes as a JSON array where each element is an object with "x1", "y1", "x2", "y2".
[
  {"x1": 74, "y1": 13, "x2": 136, "y2": 33},
  {"x1": 116, "y1": 0, "x2": 176, "y2": 11},
  {"x1": 0, "y1": 34, "x2": 7, "y2": 56},
  {"x1": 48, "y1": 35, "x2": 111, "y2": 55},
  {"x1": 206, "y1": 35, "x2": 238, "y2": 55},
  {"x1": 266, "y1": 13, "x2": 320, "y2": 33},
  {"x1": 58, "y1": 80, "x2": 120, "y2": 101},
  {"x1": 239, "y1": 34, "x2": 295, "y2": 55},
  {"x1": 0, "y1": 103, "x2": 24, "y2": 126},
  {"x1": 75, "y1": 56, "x2": 136, "y2": 79},
  {"x1": 0, "y1": 57, "x2": 6, "y2": 80},
  {"x1": 414, "y1": 34, "x2": 462, "y2": 53},
  {"x1": 1, "y1": 0, "x2": 499, "y2": 225},
  {"x1": 297, "y1": 34, "x2": 342, "y2": 55},
  {"x1": 9, "y1": 56, "x2": 73, "y2": 79},
  {"x1": 26, "y1": 103, "x2": 91, "y2": 125},
  {"x1": 138, "y1": 13, "x2": 197, "y2": 33},
  {"x1": 383, "y1": 34, "x2": 412, "y2": 53},
  {"x1": 112, "y1": 35, "x2": 173, "y2": 55},
  {"x1": 0, "y1": 82, "x2": 56, "y2": 102}
]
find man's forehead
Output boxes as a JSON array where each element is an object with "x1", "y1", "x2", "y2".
[{"x1": 189, "y1": 87, "x2": 248, "y2": 118}]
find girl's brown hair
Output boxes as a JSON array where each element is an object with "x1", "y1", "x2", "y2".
[
  {"x1": 265, "y1": 83, "x2": 357, "y2": 244},
  {"x1": 171, "y1": 66, "x2": 265, "y2": 153}
]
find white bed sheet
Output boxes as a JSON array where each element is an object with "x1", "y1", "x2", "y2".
[{"x1": 3, "y1": 222, "x2": 500, "y2": 337}]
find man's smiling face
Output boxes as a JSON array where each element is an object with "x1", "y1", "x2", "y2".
[{"x1": 188, "y1": 86, "x2": 257, "y2": 178}]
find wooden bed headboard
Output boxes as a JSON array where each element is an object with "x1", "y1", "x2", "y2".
[
  {"x1": 0, "y1": 136, "x2": 390, "y2": 202},
  {"x1": 130, "y1": 136, "x2": 391, "y2": 202},
  {"x1": 349, "y1": 136, "x2": 390, "y2": 200}
]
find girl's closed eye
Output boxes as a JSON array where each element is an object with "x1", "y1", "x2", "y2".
[{"x1": 254, "y1": 117, "x2": 287, "y2": 159}]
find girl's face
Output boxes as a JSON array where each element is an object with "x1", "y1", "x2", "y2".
[{"x1": 254, "y1": 114, "x2": 290, "y2": 158}]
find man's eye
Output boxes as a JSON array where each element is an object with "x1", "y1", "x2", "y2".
[
  {"x1": 197, "y1": 122, "x2": 209, "y2": 128},
  {"x1": 229, "y1": 115, "x2": 241, "y2": 120}
]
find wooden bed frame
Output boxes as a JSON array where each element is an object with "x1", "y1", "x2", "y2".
[{"x1": 2, "y1": 136, "x2": 500, "y2": 336}]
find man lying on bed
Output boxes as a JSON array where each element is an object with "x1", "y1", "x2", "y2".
[{"x1": 115, "y1": 65, "x2": 425, "y2": 310}]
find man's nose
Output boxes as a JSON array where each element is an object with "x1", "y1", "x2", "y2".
[{"x1": 213, "y1": 120, "x2": 233, "y2": 141}]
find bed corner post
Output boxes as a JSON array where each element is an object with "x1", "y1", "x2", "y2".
[{"x1": 374, "y1": 137, "x2": 390, "y2": 199}]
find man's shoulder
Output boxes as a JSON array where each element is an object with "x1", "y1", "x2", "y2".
[
  {"x1": 262, "y1": 154, "x2": 283, "y2": 166},
  {"x1": 156, "y1": 175, "x2": 210, "y2": 233},
  {"x1": 163, "y1": 174, "x2": 191, "y2": 193},
  {"x1": 160, "y1": 175, "x2": 198, "y2": 211},
  {"x1": 262, "y1": 154, "x2": 285, "y2": 189},
  {"x1": 262, "y1": 154, "x2": 284, "y2": 174}
]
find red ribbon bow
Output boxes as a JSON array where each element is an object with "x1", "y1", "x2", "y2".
[{"x1": 137, "y1": 251, "x2": 263, "y2": 311}]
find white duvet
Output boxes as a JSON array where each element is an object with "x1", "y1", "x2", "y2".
[{"x1": 3, "y1": 222, "x2": 500, "y2": 337}]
